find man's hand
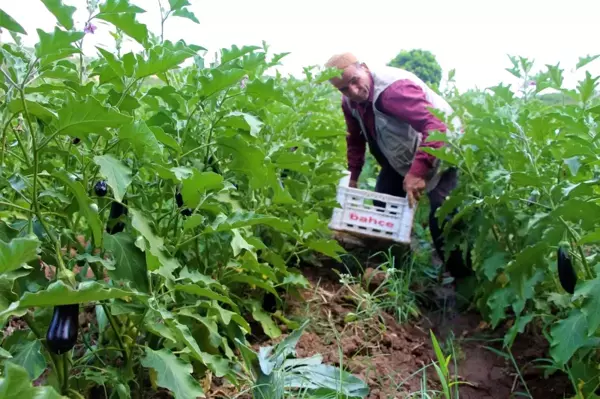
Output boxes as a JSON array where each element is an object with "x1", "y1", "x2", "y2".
[
  {"x1": 349, "y1": 179, "x2": 358, "y2": 188},
  {"x1": 403, "y1": 173, "x2": 426, "y2": 208}
]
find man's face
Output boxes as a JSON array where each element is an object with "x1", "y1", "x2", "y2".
[{"x1": 330, "y1": 63, "x2": 371, "y2": 103}]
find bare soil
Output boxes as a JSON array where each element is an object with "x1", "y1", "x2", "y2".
[{"x1": 211, "y1": 237, "x2": 574, "y2": 399}]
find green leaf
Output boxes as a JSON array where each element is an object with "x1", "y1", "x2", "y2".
[
  {"x1": 7, "y1": 99, "x2": 57, "y2": 125},
  {"x1": 168, "y1": 0, "x2": 190, "y2": 9},
  {"x1": 140, "y1": 348, "x2": 205, "y2": 398},
  {"x1": 56, "y1": 95, "x2": 133, "y2": 137},
  {"x1": 482, "y1": 251, "x2": 508, "y2": 281},
  {"x1": 35, "y1": 27, "x2": 83, "y2": 61},
  {"x1": 246, "y1": 78, "x2": 292, "y2": 106},
  {"x1": 130, "y1": 209, "x2": 180, "y2": 279},
  {"x1": 118, "y1": 122, "x2": 163, "y2": 161},
  {"x1": 93, "y1": 155, "x2": 132, "y2": 202},
  {"x1": 172, "y1": 8, "x2": 199, "y2": 24},
  {"x1": 204, "y1": 211, "x2": 294, "y2": 235},
  {"x1": 174, "y1": 284, "x2": 238, "y2": 311},
  {"x1": 167, "y1": 320, "x2": 230, "y2": 377},
  {"x1": 8, "y1": 340, "x2": 46, "y2": 380},
  {"x1": 420, "y1": 146, "x2": 459, "y2": 165},
  {"x1": 181, "y1": 171, "x2": 224, "y2": 208},
  {"x1": 0, "y1": 9, "x2": 26, "y2": 34},
  {"x1": 283, "y1": 362, "x2": 370, "y2": 398},
  {"x1": 564, "y1": 156, "x2": 581, "y2": 176},
  {"x1": 197, "y1": 69, "x2": 247, "y2": 98},
  {"x1": 216, "y1": 136, "x2": 274, "y2": 189},
  {"x1": 0, "y1": 221, "x2": 19, "y2": 242},
  {"x1": 96, "y1": 47, "x2": 126, "y2": 78},
  {"x1": 103, "y1": 232, "x2": 149, "y2": 292},
  {"x1": 18, "y1": 280, "x2": 137, "y2": 307},
  {"x1": 178, "y1": 309, "x2": 222, "y2": 348},
  {"x1": 0, "y1": 236, "x2": 40, "y2": 274},
  {"x1": 40, "y1": 0, "x2": 76, "y2": 30},
  {"x1": 251, "y1": 303, "x2": 281, "y2": 339},
  {"x1": 135, "y1": 40, "x2": 201, "y2": 79},
  {"x1": 0, "y1": 362, "x2": 63, "y2": 398},
  {"x1": 97, "y1": 0, "x2": 149, "y2": 46},
  {"x1": 222, "y1": 111, "x2": 263, "y2": 137},
  {"x1": 151, "y1": 126, "x2": 181, "y2": 153},
  {"x1": 576, "y1": 54, "x2": 600, "y2": 70},
  {"x1": 221, "y1": 45, "x2": 261, "y2": 64},
  {"x1": 573, "y1": 275, "x2": 600, "y2": 335},
  {"x1": 53, "y1": 170, "x2": 103, "y2": 248},
  {"x1": 230, "y1": 229, "x2": 253, "y2": 256},
  {"x1": 550, "y1": 309, "x2": 599, "y2": 366},
  {"x1": 503, "y1": 314, "x2": 534, "y2": 349},
  {"x1": 306, "y1": 238, "x2": 345, "y2": 260},
  {"x1": 577, "y1": 71, "x2": 599, "y2": 104},
  {"x1": 580, "y1": 229, "x2": 600, "y2": 245}
]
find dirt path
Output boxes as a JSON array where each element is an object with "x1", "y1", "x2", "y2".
[{"x1": 211, "y1": 260, "x2": 574, "y2": 398}]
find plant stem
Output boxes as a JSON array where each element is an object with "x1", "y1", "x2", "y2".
[
  {"x1": 62, "y1": 353, "x2": 70, "y2": 394},
  {"x1": 11, "y1": 124, "x2": 32, "y2": 166},
  {"x1": 19, "y1": 89, "x2": 58, "y2": 246}
]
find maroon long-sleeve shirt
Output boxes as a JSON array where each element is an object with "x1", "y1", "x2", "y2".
[{"x1": 342, "y1": 75, "x2": 447, "y2": 182}]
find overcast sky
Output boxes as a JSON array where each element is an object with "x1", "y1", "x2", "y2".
[{"x1": 2, "y1": 0, "x2": 599, "y2": 92}]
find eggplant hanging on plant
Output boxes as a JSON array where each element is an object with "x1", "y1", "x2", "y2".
[
  {"x1": 94, "y1": 180, "x2": 108, "y2": 197},
  {"x1": 557, "y1": 245, "x2": 577, "y2": 294},
  {"x1": 106, "y1": 199, "x2": 128, "y2": 234},
  {"x1": 175, "y1": 191, "x2": 192, "y2": 217},
  {"x1": 46, "y1": 304, "x2": 79, "y2": 354}
]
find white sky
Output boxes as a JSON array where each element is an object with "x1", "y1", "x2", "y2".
[{"x1": 2, "y1": 0, "x2": 599, "y2": 92}]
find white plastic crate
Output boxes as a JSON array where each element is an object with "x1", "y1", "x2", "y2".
[{"x1": 329, "y1": 177, "x2": 415, "y2": 244}]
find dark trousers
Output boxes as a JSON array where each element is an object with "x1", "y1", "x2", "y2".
[{"x1": 373, "y1": 167, "x2": 472, "y2": 279}]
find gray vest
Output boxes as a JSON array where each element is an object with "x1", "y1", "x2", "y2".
[{"x1": 346, "y1": 66, "x2": 457, "y2": 192}]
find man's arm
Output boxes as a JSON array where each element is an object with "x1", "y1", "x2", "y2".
[
  {"x1": 378, "y1": 80, "x2": 447, "y2": 179},
  {"x1": 341, "y1": 98, "x2": 366, "y2": 186}
]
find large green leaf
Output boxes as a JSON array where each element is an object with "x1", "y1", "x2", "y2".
[
  {"x1": 0, "y1": 362, "x2": 64, "y2": 399},
  {"x1": 34, "y1": 27, "x2": 83, "y2": 62},
  {"x1": 97, "y1": 0, "x2": 148, "y2": 46},
  {"x1": 55, "y1": 95, "x2": 133, "y2": 137},
  {"x1": 550, "y1": 309, "x2": 600, "y2": 366},
  {"x1": 135, "y1": 40, "x2": 202, "y2": 79},
  {"x1": 181, "y1": 171, "x2": 224, "y2": 208},
  {"x1": 53, "y1": 170, "x2": 103, "y2": 248},
  {"x1": 130, "y1": 209, "x2": 180, "y2": 279},
  {"x1": 7, "y1": 99, "x2": 57, "y2": 124},
  {"x1": 103, "y1": 232, "x2": 149, "y2": 293},
  {"x1": 40, "y1": 0, "x2": 76, "y2": 30},
  {"x1": 245, "y1": 78, "x2": 292, "y2": 106},
  {"x1": 0, "y1": 236, "x2": 40, "y2": 274},
  {"x1": 140, "y1": 348, "x2": 205, "y2": 398},
  {"x1": 93, "y1": 155, "x2": 132, "y2": 202},
  {"x1": 222, "y1": 111, "x2": 263, "y2": 137},
  {"x1": 7, "y1": 340, "x2": 46, "y2": 381},
  {"x1": 283, "y1": 361, "x2": 369, "y2": 398},
  {"x1": 118, "y1": 121, "x2": 163, "y2": 161},
  {"x1": 573, "y1": 274, "x2": 600, "y2": 335},
  {"x1": 167, "y1": 320, "x2": 230, "y2": 378},
  {"x1": 14, "y1": 280, "x2": 137, "y2": 307},
  {"x1": 197, "y1": 69, "x2": 247, "y2": 98},
  {"x1": 0, "y1": 9, "x2": 26, "y2": 34}
]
